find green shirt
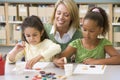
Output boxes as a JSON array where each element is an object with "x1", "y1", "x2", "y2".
[
  {"x1": 69, "y1": 38, "x2": 112, "y2": 63},
  {"x1": 44, "y1": 23, "x2": 83, "y2": 51}
]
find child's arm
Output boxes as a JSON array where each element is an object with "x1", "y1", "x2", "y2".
[
  {"x1": 40, "y1": 42, "x2": 61, "y2": 60},
  {"x1": 83, "y1": 45, "x2": 120, "y2": 65},
  {"x1": 60, "y1": 45, "x2": 77, "y2": 58},
  {"x1": 7, "y1": 42, "x2": 25, "y2": 63},
  {"x1": 103, "y1": 45, "x2": 120, "y2": 64},
  {"x1": 25, "y1": 55, "x2": 43, "y2": 69},
  {"x1": 25, "y1": 40, "x2": 61, "y2": 69},
  {"x1": 53, "y1": 45, "x2": 76, "y2": 68},
  {"x1": 26, "y1": 44, "x2": 60, "y2": 69}
]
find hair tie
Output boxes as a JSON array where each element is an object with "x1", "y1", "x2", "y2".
[
  {"x1": 92, "y1": 8, "x2": 100, "y2": 13},
  {"x1": 60, "y1": 0, "x2": 63, "y2": 2}
]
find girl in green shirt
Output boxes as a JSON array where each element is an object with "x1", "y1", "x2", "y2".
[{"x1": 54, "y1": 7, "x2": 120, "y2": 68}]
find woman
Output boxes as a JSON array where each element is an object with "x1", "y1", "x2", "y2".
[{"x1": 44, "y1": 0, "x2": 82, "y2": 63}]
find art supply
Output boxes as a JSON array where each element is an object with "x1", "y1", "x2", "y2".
[
  {"x1": 74, "y1": 64, "x2": 107, "y2": 74},
  {"x1": 0, "y1": 53, "x2": 5, "y2": 75},
  {"x1": 25, "y1": 75, "x2": 29, "y2": 78},
  {"x1": 102, "y1": 65, "x2": 105, "y2": 70},
  {"x1": 0, "y1": 60, "x2": 5, "y2": 75},
  {"x1": 64, "y1": 57, "x2": 67, "y2": 63}
]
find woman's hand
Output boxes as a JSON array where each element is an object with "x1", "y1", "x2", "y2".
[{"x1": 53, "y1": 57, "x2": 65, "y2": 69}]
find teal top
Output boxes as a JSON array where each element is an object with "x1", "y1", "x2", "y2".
[
  {"x1": 44, "y1": 24, "x2": 83, "y2": 51},
  {"x1": 69, "y1": 38, "x2": 112, "y2": 63}
]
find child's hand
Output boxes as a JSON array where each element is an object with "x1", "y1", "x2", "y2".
[
  {"x1": 25, "y1": 55, "x2": 42, "y2": 69},
  {"x1": 53, "y1": 57, "x2": 65, "y2": 69},
  {"x1": 83, "y1": 58, "x2": 98, "y2": 65},
  {"x1": 25, "y1": 60, "x2": 36, "y2": 69},
  {"x1": 8, "y1": 41, "x2": 25, "y2": 62},
  {"x1": 14, "y1": 41, "x2": 25, "y2": 52}
]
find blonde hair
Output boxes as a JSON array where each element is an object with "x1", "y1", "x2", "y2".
[{"x1": 51, "y1": 0, "x2": 80, "y2": 29}]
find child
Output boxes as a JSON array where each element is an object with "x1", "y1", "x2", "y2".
[
  {"x1": 7, "y1": 15, "x2": 61, "y2": 69},
  {"x1": 54, "y1": 7, "x2": 120, "y2": 68}
]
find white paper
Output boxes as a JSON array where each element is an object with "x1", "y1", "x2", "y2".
[
  {"x1": 73, "y1": 64, "x2": 107, "y2": 74},
  {"x1": 13, "y1": 62, "x2": 50, "y2": 72},
  {"x1": 32, "y1": 62, "x2": 50, "y2": 69}
]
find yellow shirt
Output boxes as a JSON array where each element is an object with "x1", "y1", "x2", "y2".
[{"x1": 7, "y1": 39, "x2": 61, "y2": 63}]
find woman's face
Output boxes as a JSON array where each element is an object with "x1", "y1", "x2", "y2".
[
  {"x1": 24, "y1": 27, "x2": 42, "y2": 45},
  {"x1": 55, "y1": 3, "x2": 71, "y2": 29}
]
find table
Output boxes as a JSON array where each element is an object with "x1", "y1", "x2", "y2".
[{"x1": 0, "y1": 62, "x2": 120, "y2": 80}]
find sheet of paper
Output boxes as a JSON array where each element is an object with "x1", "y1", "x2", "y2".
[
  {"x1": 13, "y1": 62, "x2": 50, "y2": 72},
  {"x1": 73, "y1": 64, "x2": 107, "y2": 74},
  {"x1": 32, "y1": 62, "x2": 50, "y2": 69}
]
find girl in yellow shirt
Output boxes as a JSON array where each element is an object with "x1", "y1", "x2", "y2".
[{"x1": 7, "y1": 15, "x2": 61, "y2": 69}]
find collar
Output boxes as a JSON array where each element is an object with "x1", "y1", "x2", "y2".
[{"x1": 50, "y1": 25, "x2": 76, "y2": 38}]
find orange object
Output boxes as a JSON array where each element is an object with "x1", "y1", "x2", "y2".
[
  {"x1": 0, "y1": 54, "x2": 2, "y2": 61},
  {"x1": 0, "y1": 60, "x2": 5, "y2": 75},
  {"x1": 34, "y1": 68, "x2": 41, "y2": 70}
]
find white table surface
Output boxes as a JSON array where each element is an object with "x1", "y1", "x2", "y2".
[{"x1": 0, "y1": 62, "x2": 120, "y2": 80}]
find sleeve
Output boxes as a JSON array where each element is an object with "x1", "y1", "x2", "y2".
[
  {"x1": 6, "y1": 50, "x2": 25, "y2": 63},
  {"x1": 103, "y1": 38, "x2": 112, "y2": 46},
  {"x1": 40, "y1": 40, "x2": 61, "y2": 59},
  {"x1": 69, "y1": 39, "x2": 79, "y2": 48}
]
